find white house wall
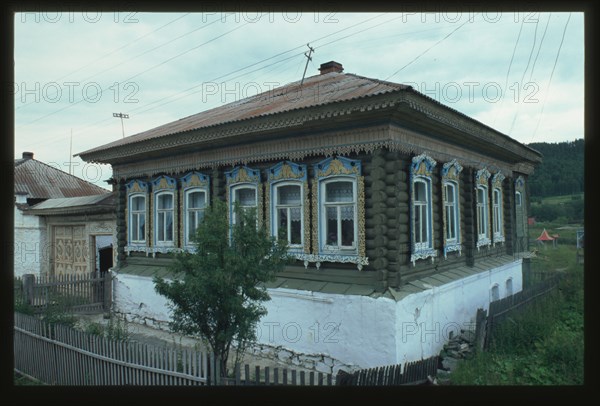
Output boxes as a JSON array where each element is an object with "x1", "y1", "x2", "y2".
[
  {"x1": 14, "y1": 207, "x2": 47, "y2": 277},
  {"x1": 111, "y1": 259, "x2": 522, "y2": 370}
]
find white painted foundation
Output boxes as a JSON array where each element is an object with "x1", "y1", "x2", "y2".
[{"x1": 111, "y1": 259, "x2": 522, "y2": 370}]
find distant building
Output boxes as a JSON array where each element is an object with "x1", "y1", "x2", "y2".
[
  {"x1": 78, "y1": 62, "x2": 541, "y2": 370},
  {"x1": 14, "y1": 152, "x2": 111, "y2": 277}
]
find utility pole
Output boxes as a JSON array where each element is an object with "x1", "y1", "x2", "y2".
[
  {"x1": 113, "y1": 112, "x2": 129, "y2": 138},
  {"x1": 300, "y1": 43, "x2": 315, "y2": 86}
]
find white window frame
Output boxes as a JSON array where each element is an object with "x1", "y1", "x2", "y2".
[
  {"x1": 272, "y1": 181, "x2": 304, "y2": 249},
  {"x1": 154, "y1": 191, "x2": 175, "y2": 246},
  {"x1": 413, "y1": 177, "x2": 432, "y2": 251},
  {"x1": 477, "y1": 185, "x2": 489, "y2": 242},
  {"x1": 319, "y1": 177, "x2": 358, "y2": 254},
  {"x1": 128, "y1": 193, "x2": 146, "y2": 245},
  {"x1": 231, "y1": 184, "x2": 258, "y2": 226},
  {"x1": 492, "y1": 187, "x2": 503, "y2": 241},
  {"x1": 184, "y1": 187, "x2": 208, "y2": 247},
  {"x1": 443, "y1": 181, "x2": 459, "y2": 244}
]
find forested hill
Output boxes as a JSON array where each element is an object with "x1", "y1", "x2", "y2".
[{"x1": 527, "y1": 139, "x2": 584, "y2": 198}]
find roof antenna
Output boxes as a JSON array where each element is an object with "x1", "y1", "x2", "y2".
[{"x1": 300, "y1": 43, "x2": 315, "y2": 86}]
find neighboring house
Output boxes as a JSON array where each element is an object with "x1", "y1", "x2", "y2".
[
  {"x1": 14, "y1": 152, "x2": 110, "y2": 278},
  {"x1": 27, "y1": 194, "x2": 117, "y2": 278},
  {"x1": 77, "y1": 61, "x2": 541, "y2": 370}
]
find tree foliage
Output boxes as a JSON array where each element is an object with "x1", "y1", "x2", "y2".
[
  {"x1": 528, "y1": 139, "x2": 584, "y2": 198},
  {"x1": 153, "y1": 199, "x2": 289, "y2": 374}
]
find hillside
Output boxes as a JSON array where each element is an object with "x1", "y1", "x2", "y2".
[{"x1": 527, "y1": 139, "x2": 584, "y2": 198}]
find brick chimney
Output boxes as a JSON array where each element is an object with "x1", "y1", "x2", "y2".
[
  {"x1": 22, "y1": 151, "x2": 34, "y2": 160},
  {"x1": 319, "y1": 61, "x2": 344, "y2": 75}
]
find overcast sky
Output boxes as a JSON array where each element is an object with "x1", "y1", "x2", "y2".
[{"x1": 14, "y1": 10, "x2": 584, "y2": 189}]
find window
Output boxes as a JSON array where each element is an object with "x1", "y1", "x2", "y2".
[
  {"x1": 312, "y1": 156, "x2": 367, "y2": 270},
  {"x1": 181, "y1": 172, "x2": 210, "y2": 248},
  {"x1": 267, "y1": 161, "x2": 308, "y2": 255},
  {"x1": 225, "y1": 166, "x2": 262, "y2": 229},
  {"x1": 413, "y1": 179, "x2": 430, "y2": 249},
  {"x1": 491, "y1": 284, "x2": 500, "y2": 302},
  {"x1": 125, "y1": 179, "x2": 149, "y2": 254},
  {"x1": 322, "y1": 179, "x2": 357, "y2": 250},
  {"x1": 515, "y1": 191, "x2": 522, "y2": 206},
  {"x1": 274, "y1": 183, "x2": 303, "y2": 246},
  {"x1": 442, "y1": 159, "x2": 462, "y2": 258},
  {"x1": 129, "y1": 194, "x2": 146, "y2": 243},
  {"x1": 491, "y1": 173, "x2": 505, "y2": 244},
  {"x1": 185, "y1": 189, "x2": 207, "y2": 244},
  {"x1": 444, "y1": 182, "x2": 458, "y2": 242},
  {"x1": 477, "y1": 186, "x2": 489, "y2": 240},
  {"x1": 506, "y1": 278, "x2": 513, "y2": 296},
  {"x1": 493, "y1": 188, "x2": 502, "y2": 237},
  {"x1": 155, "y1": 192, "x2": 174, "y2": 244},
  {"x1": 410, "y1": 153, "x2": 437, "y2": 265},
  {"x1": 475, "y1": 168, "x2": 491, "y2": 249}
]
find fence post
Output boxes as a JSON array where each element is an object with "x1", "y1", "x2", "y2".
[
  {"x1": 474, "y1": 308, "x2": 487, "y2": 352},
  {"x1": 104, "y1": 269, "x2": 113, "y2": 313},
  {"x1": 23, "y1": 274, "x2": 36, "y2": 306}
]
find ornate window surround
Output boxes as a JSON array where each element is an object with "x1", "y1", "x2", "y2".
[
  {"x1": 266, "y1": 161, "x2": 309, "y2": 260},
  {"x1": 125, "y1": 179, "x2": 149, "y2": 255},
  {"x1": 310, "y1": 156, "x2": 368, "y2": 271},
  {"x1": 225, "y1": 166, "x2": 262, "y2": 228},
  {"x1": 475, "y1": 168, "x2": 492, "y2": 250},
  {"x1": 491, "y1": 172, "x2": 505, "y2": 245},
  {"x1": 150, "y1": 175, "x2": 179, "y2": 256},
  {"x1": 442, "y1": 159, "x2": 463, "y2": 258},
  {"x1": 180, "y1": 171, "x2": 210, "y2": 250},
  {"x1": 410, "y1": 153, "x2": 437, "y2": 266}
]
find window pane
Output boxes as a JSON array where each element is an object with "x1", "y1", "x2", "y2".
[
  {"x1": 277, "y1": 185, "x2": 301, "y2": 205},
  {"x1": 326, "y1": 207, "x2": 338, "y2": 245},
  {"x1": 445, "y1": 184, "x2": 454, "y2": 203},
  {"x1": 325, "y1": 181, "x2": 353, "y2": 203},
  {"x1": 290, "y1": 208, "x2": 302, "y2": 245},
  {"x1": 158, "y1": 213, "x2": 164, "y2": 240},
  {"x1": 494, "y1": 190, "x2": 499, "y2": 205},
  {"x1": 139, "y1": 214, "x2": 145, "y2": 239},
  {"x1": 166, "y1": 212, "x2": 173, "y2": 241},
  {"x1": 132, "y1": 196, "x2": 144, "y2": 211},
  {"x1": 420, "y1": 205, "x2": 427, "y2": 243},
  {"x1": 415, "y1": 204, "x2": 422, "y2": 243},
  {"x1": 447, "y1": 208, "x2": 455, "y2": 240},
  {"x1": 188, "y1": 213, "x2": 197, "y2": 240},
  {"x1": 415, "y1": 181, "x2": 427, "y2": 202},
  {"x1": 158, "y1": 194, "x2": 173, "y2": 209},
  {"x1": 277, "y1": 208, "x2": 287, "y2": 239},
  {"x1": 341, "y1": 218, "x2": 354, "y2": 246},
  {"x1": 131, "y1": 214, "x2": 138, "y2": 241},
  {"x1": 516, "y1": 192, "x2": 522, "y2": 206},
  {"x1": 236, "y1": 188, "x2": 256, "y2": 206},
  {"x1": 188, "y1": 191, "x2": 206, "y2": 208}
]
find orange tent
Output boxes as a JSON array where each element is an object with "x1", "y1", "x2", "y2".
[{"x1": 537, "y1": 229, "x2": 554, "y2": 241}]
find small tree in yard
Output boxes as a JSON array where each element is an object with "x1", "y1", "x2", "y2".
[{"x1": 154, "y1": 199, "x2": 288, "y2": 376}]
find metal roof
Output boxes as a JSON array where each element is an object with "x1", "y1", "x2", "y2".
[
  {"x1": 14, "y1": 157, "x2": 109, "y2": 199},
  {"x1": 77, "y1": 71, "x2": 409, "y2": 157},
  {"x1": 28, "y1": 193, "x2": 115, "y2": 210}
]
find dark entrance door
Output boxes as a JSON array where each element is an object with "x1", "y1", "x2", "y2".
[{"x1": 98, "y1": 246, "x2": 113, "y2": 276}]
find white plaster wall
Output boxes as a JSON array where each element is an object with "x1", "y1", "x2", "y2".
[
  {"x1": 14, "y1": 207, "x2": 47, "y2": 277},
  {"x1": 394, "y1": 259, "x2": 523, "y2": 365},
  {"x1": 111, "y1": 259, "x2": 523, "y2": 369}
]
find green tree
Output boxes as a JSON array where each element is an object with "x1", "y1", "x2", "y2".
[{"x1": 154, "y1": 199, "x2": 289, "y2": 376}]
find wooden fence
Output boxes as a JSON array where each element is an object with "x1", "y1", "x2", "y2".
[
  {"x1": 335, "y1": 356, "x2": 439, "y2": 386},
  {"x1": 15, "y1": 273, "x2": 110, "y2": 314},
  {"x1": 215, "y1": 363, "x2": 335, "y2": 386},
  {"x1": 14, "y1": 312, "x2": 209, "y2": 385},
  {"x1": 476, "y1": 272, "x2": 564, "y2": 350}
]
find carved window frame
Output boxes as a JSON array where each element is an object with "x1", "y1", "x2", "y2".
[
  {"x1": 410, "y1": 153, "x2": 437, "y2": 266},
  {"x1": 181, "y1": 171, "x2": 210, "y2": 250},
  {"x1": 225, "y1": 166, "x2": 262, "y2": 229},
  {"x1": 125, "y1": 179, "x2": 149, "y2": 255},
  {"x1": 441, "y1": 159, "x2": 463, "y2": 258},
  {"x1": 266, "y1": 161, "x2": 309, "y2": 259},
  {"x1": 150, "y1": 175, "x2": 178, "y2": 255},
  {"x1": 492, "y1": 172, "x2": 505, "y2": 245},
  {"x1": 310, "y1": 156, "x2": 368, "y2": 271},
  {"x1": 475, "y1": 168, "x2": 492, "y2": 249}
]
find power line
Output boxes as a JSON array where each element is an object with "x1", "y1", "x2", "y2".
[
  {"x1": 530, "y1": 13, "x2": 571, "y2": 143},
  {"x1": 528, "y1": 13, "x2": 552, "y2": 82}
]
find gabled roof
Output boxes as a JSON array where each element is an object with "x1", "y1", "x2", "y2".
[
  {"x1": 537, "y1": 229, "x2": 554, "y2": 241},
  {"x1": 14, "y1": 154, "x2": 109, "y2": 199},
  {"x1": 77, "y1": 71, "x2": 409, "y2": 157}
]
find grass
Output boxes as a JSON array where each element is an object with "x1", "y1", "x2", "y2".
[{"x1": 450, "y1": 238, "x2": 583, "y2": 385}]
